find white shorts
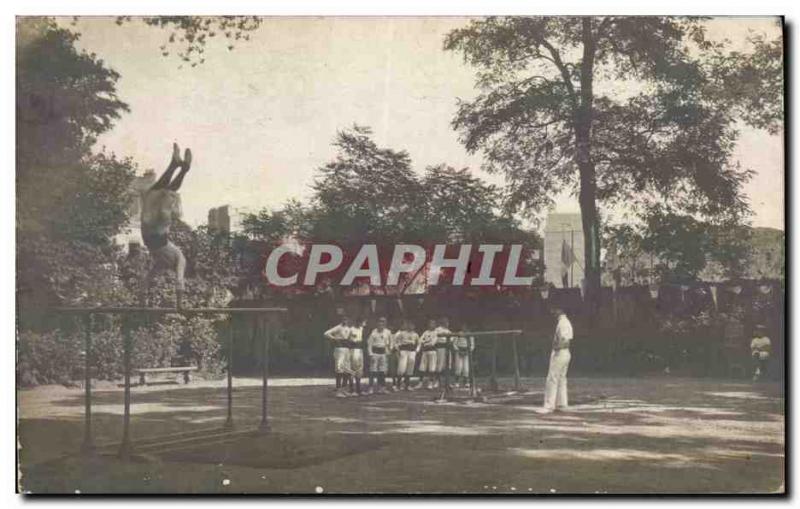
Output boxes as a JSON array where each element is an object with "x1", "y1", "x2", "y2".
[
  {"x1": 453, "y1": 351, "x2": 470, "y2": 377},
  {"x1": 435, "y1": 347, "x2": 449, "y2": 373},
  {"x1": 369, "y1": 353, "x2": 388, "y2": 373},
  {"x1": 333, "y1": 347, "x2": 351, "y2": 374},
  {"x1": 349, "y1": 348, "x2": 364, "y2": 377},
  {"x1": 397, "y1": 349, "x2": 417, "y2": 376},
  {"x1": 419, "y1": 350, "x2": 437, "y2": 373}
]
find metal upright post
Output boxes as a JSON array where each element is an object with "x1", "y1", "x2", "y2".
[
  {"x1": 225, "y1": 316, "x2": 235, "y2": 430},
  {"x1": 81, "y1": 314, "x2": 95, "y2": 454},
  {"x1": 467, "y1": 340, "x2": 476, "y2": 399},
  {"x1": 443, "y1": 337, "x2": 452, "y2": 399},
  {"x1": 118, "y1": 315, "x2": 133, "y2": 459},
  {"x1": 490, "y1": 335, "x2": 498, "y2": 392},
  {"x1": 259, "y1": 316, "x2": 271, "y2": 433},
  {"x1": 512, "y1": 334, "x2": 521, "y2": 392}
]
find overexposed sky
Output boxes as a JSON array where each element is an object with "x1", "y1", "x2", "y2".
[{"x1": 62, "y1": 16, "x2": 783, "y2": 231}]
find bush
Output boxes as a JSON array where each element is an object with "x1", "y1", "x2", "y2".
[
  {"x1": 179, "y1": 317, "x2": 224, "y2": 374},
  {"x1": 17, "y1": 329, "x2": 83, "y2": 386},
  {"x1": 17, "y1": 315, "x2": 225, "y2": 386}
]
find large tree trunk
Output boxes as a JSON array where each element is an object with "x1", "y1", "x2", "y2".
[
  {"x1": 578, "y1": 161, "x2": 602, "y2": 312},
  {"x1": 575, "y1": 18, "x2": 602, "y2": 314}
]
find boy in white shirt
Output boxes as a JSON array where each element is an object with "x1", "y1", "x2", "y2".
[
  {"x1": 417, "y1": 320, "x2": 439, "y2": 389},
  {"x1": 367, "y1": 317, "x2": 393, "y2": 394},
  {"x1": 324, "y1": 316, "x2": 354, "y2": 398},
  {"x1": 452, "y1": 324, "x2": 475, "y2": 388},
  {"x1": 347, "y1": 319, "x2": 366, "y2": 396},
  {"x1": 394, "y1": 319, "x2": 421, "y2": 391},
  {"x1": 434, "y1": 317, "x2": 453, "y2": 390}
]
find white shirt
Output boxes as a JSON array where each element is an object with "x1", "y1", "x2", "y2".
[
  {"x1": 394, "y1": 330, "x2": 420, "y2": 348},
  {"x1": 454, "y1": 334, "x2": 475, "y2": 351},
  {"x1": 751, "y1": 336, "x2": 771, "y2": 355},
  {"x1": 553, "y1": 314, "x2": 573, "y2": 350},
  {"x1": 434, "y1": 326, "x2": 452, "y2": 346},
  {"x1": 350, "y1": 326, "x2": 364, "y2": 345},
  {"x1": 420, "y1": 330, "x2": 438, "y2": 348},
  {"x1": 325, "y1": 324, "x2": 360, "y2": 345},
  {"x1": 368, "y1": 328, "x2": 392, "y2": 353},
  {"x1": 325, "y1": 323, "x2": 350, "y2": 342}
]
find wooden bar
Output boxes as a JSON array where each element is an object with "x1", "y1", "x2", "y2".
[
  {"x1": 224, "y1": 317, "x2": 234, "y2": 430},
  {"x1": 446, "y1": 329, "x2": 522, "y2": 338},
  {"x1": 118, "y1": 317, "x2": 133, "y2": 459},
  {"x1": 81, "y1": 315, "x2": 94, "y2": 454},
  {"x1": 53, "y1": 306, "x2": 287, "y2": 315}
]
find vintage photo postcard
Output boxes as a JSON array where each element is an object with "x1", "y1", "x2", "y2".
[{"x1": 15, "y1": 15, "x2": 784, "y2": 494}]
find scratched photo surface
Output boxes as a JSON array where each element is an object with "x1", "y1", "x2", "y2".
[{"x1": 16, "y1": 16, "x2": 784, "y2": 494}]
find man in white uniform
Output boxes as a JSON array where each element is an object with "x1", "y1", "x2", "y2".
[
  {"x1": 452, "y1": 325, "x2": 475, "y2": 388},
  {"x1": 750, "y1": 325, "x2": 772, "y2": 382},
  {"x1": 434, "y1": 317, "x2": 453, "y2": 389},
  {"x1": 543, "y1": 308, "x2": 573, "y2": 412},
  {"x1": 367, "y1": 317, "x2": 393, "y2": 394},
  {"x1": 417, "y1": 320, "x2": 439, "y2": 389},
  {"x1": 324, "y1": 316, "x2": 353, "y2": 398},
  {"x1": 394, "y1": 319, "x2": 420, "y2": 390},
  {"x1": 348, "y1": 319, "x2": 366, "y2": 396}
]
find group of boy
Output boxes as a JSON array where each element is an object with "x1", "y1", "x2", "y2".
[{"x1": 324, "y1": 315, "x2": 475, "y2": 398}]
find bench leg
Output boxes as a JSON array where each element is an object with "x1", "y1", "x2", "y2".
[
  {"x1": 184, "y1": 371, "x2": 191, "y2": 384},
  {"x1": 139, "y1": 373, "x2": 146, "y2": 386}
]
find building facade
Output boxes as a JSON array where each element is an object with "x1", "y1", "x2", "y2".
[{"x1": 543, "y1": 212, "x2": 584, "y2": 288}]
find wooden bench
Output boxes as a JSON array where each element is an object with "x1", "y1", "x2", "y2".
[{"x1": 134, "y1": 366, "x2": 198, "y2": 385}]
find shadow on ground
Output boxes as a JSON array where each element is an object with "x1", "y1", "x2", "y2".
[{"x1": 18, "y1": 377, "x2": 784, "y2": 494}]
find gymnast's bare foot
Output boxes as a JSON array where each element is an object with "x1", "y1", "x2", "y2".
[
  {"x1": 182, "y1": 148, "x2": 192, "y2": 171},
  {"x1": 169, "y1": 142, "x2": 182, "y2": 170}
]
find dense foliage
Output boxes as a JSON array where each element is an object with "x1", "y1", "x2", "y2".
[
  {"x1": 17, "y1": 20, "x2": 232, "y2": 385},
  {"x1": 238, "y1": 126, "x2": 544, "y2": 296},
  {"x1": 444, "y1": 16, "x2": 783, "y2": 310}
]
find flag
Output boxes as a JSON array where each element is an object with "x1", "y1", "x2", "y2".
[{"x1": 561, "y1": 239, "x2": 574, "y2": 269}]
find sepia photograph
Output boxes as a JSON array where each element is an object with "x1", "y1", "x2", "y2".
[{"x1": 14, "y1": 11, "x2": 785, "y2": 495}]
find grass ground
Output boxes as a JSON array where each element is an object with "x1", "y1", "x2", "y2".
[{"x1": 18, "y1": 375, "x2": 784, "y2": 494}]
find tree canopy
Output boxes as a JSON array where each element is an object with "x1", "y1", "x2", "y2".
[
  {"x1": 238, "y1": 126, "x2": 543, "y2": 295},
  {"x1": 114, "y1": 16, "x2": 263, "y2": 67},
  {"x1": 444, "y1": 16, "x2": 782, "y2": 308},
  {"x1": 17, "y1": 18, "x2": 136, "y2": 314}
]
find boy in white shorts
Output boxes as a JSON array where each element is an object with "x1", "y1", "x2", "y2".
[
  {"x1": 367, "y1": 317, "x2": 393, "y2": 394},
  {"x1": 418, "y1": 319, "x2": 439, "y2": 389},
  {"x1": 452, "y1": 324, "x2": 475, "y2": 387},
  {"x1": 348, "y1": 319, "x2": 366, "y2": 396},
  {"x1": 434, "y1": 317, "x2": 453, "y2": 389},
  {"x1": 324, "y1": 316, "x2": 353, "y2": 398},
  {"x1": 394, "y1": 319, "x2": 421, "y2": 390}
]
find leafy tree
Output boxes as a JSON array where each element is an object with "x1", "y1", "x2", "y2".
[
  {"x1": 310, "y1": 125, "x2": 426, "y2": 246},
  {"x1": 17, "y1": 18, "x2": 129, "y2": 172},
  {"x1": 444, "y1": 16, "x2": 782, "y2": 309},
  {"x1": 114, "y1": 16, "x2": 263, "y2": 67},
  {"x1": 420, "y1": 164, "x2": 502, "y2": 243},
  {"x1": 16, "y1": 18, "x2": 135, "y2": 316},
  {"x1": 240, "y1": 126, "x2": 543, "y2": 294},
  {"x1": 17, "y1": 19, "x2": 235, "y2": 382},
  {"x1": 605, "y1": 208, "x2": 753, "y2": 284}
]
